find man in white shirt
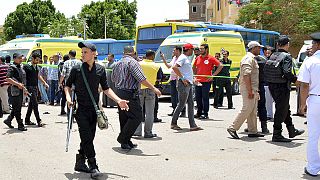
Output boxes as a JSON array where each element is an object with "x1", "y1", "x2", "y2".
[
  {"x1": 170, "y1": 43, "x2": 202, "y2": 131},
  {"x1": 298, "y1": 32, "x2": 320, "y2": 177}
]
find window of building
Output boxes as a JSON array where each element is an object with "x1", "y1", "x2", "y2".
[
  {"x1": 192, "y1": 6, "x2": 197, "y2": 13},
  {"x1": 217, "y1": 0, "x2": 221, "y2": 11},
  {"x1": 202, "y1": 5, "x2": 206, "y2": 14}
]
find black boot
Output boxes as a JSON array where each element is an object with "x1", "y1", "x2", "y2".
[
  {"x1": 261, "y1": 121, "x2": 269, "y2": 134},
  {"x1": 287, "y1": 125, "x2": 305, "y2": 138},
  {"x1": 272, "y1": 129, "x2": 291, "y2": 142},
  {"x1": 3, "y1": 115, "x2": 14, "y2": 128},
  {"x1": 74, "y1": 154, "x2": 90, "y2": 173},
  {"x1": 88, "y1": 158, "x2": 103, "y2": 178},
  {"x1": 17, "y1": 119, "x2": 27, "y2": 131}
]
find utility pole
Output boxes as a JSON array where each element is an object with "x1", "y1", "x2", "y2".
[
  {"x1": 83, "y1": 18, "x2": 87, "y2": 40},
  {"x1": 104, "y1": 15, "x2": 107, "y2": 39},
  {"x1": 104, "y1": 9, "x2": 118, "y2": 39}
]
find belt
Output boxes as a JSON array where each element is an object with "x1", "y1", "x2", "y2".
[
  {"x1": 117, "y1": 88, "x2": 138, "y2": 93},
  {"x1": 310, "y1": 94, "x2": 320, "y2": 96}
]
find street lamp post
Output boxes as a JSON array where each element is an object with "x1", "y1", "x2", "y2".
[{"x1": 104, "y1": 9, "x2": 118, "y2": 39}]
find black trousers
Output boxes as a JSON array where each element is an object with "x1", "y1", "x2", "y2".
[
  {"x1": 8, "y1": 93, "x2": 23, "y2": 126},
  {"x1": 116, "y1": 89, "x2": 142, "y2": 144},
  {"x1": 60, "y1": 86, "x2": 66, "y2": 113},
  {"x1": 75, "y1": 106, "x2": 97, "y2": 159},
  {"x1": 25, "y1": 86, "x2": 41, "y2": 122},
  {"x1": 154, "y1": 95, "x2": 159, "y2": 119},
  {"x1": 214, "y1": 79, "x2": 233, "y2": 108},
  {"x1": 268, "y1": 83, "x2": 293, "y2": 130},
  {"x1": 257, "y1": 83, "x2": 267, "y2": 122}
]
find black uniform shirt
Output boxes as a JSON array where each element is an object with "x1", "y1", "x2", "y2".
[
  {"x1": 6, "y1": 62, "x2": 24, "y2": 83},
  {"x1": 217, "y1": 59, "x2": 232, "y2": 77},
  {"x1": 23, "y1": 63, "x2": 40, "y2": 86},
  {"x1": 66, "y1": 62, "x2": 109, "y2": 108}
]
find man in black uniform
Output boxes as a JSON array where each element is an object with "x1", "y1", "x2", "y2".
[
  {"x1": 214, "y1": 50, "x2": 233, "y2": 109},
  {"x1": 255, "y1": 55, "x2": 269, "y2": 133},
  {"x1": 3, "y1": 53, "x2": 27, "y2": 131},
  {"x1": 65, "y1": 42, "x2": 129, "y2": 178},
  {"x1": 264, "y1": 35, "x2": 304, "y2": 142},
  {"x1": 23, "y1": 52, "x2": 49, "y2": 127}
]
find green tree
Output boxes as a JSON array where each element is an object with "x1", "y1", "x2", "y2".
[
  {"x1": 79, "y1": 0, "x2": 137, "y2": 40},
  {"x1": 3, "y1": 0, "x2": 63, "y2": 40},
  {"x1": 236, "y1": 0, "x2": 320, "y2": 47}
]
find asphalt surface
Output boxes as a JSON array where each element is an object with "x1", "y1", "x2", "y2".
[{"x1": 0, "y1": 91, "x2": 315, "y2": 180}]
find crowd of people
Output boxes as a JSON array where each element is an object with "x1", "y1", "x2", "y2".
[{"x1": 1, "y1": 32, "x2": 320, "y2": 177}]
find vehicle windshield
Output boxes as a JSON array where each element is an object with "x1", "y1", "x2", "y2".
[
  {"x1": 154, "y1": 45, "x2": 195, "y2": 63},
  {"x1": 0, "y1": 49, "x2": 30, "y2": 59},
  {"x1": 299, "y1": 52, "x2": 308, "y2": 63}
]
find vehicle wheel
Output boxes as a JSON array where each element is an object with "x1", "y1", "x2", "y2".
[{"x1": 232, "y1": 80, "x2": 240, "y2": 95}]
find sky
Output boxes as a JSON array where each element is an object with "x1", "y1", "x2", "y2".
[{"x1": 0, "y1": 0, "x2": 189, "y2": 25}]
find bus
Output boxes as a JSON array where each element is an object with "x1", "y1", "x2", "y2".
[
  {"x1": 135, "y1": 22, "x2": 206, "y2": 56},
  {"x1": 201, "y1": 23, "x2": 280, "y2": 48},
  {"x1": 85, "y1": 39, "x2": 134, "y2": 61}
]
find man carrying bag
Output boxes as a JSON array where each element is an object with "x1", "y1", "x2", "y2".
[{"x1": 65, "y1": 42, "x2": 129, "y2": 178}]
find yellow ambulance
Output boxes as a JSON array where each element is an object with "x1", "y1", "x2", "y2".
[
  {"x1": 154, "y1": 31, "x2": 246, "y2": 94},
  {"x1": 0, "y1": 34, "x2": 82, "y2": 60}
]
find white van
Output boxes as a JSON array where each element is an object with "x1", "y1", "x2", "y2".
[{"x1": 296, "y1": 40, "x2": 312, "y2": 66}]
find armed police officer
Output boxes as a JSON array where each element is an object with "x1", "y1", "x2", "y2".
[
  {"x1": 65, "y1": 42, "x2": 129, "y2": 178},
  {"x1": 3, "y1": 53, "x2": 28, "y2": 131},
  {"x1": 264, "y1": 35, "x2": 304, "y2": 142}
]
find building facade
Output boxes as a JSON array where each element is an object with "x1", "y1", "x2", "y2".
[{"x1": 189, "y1": 0, "x2": 250, "y2": 24}]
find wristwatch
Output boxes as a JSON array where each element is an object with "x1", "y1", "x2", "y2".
[{"x1": 180, "y1": 76, "x2": 185, "y2": 80}]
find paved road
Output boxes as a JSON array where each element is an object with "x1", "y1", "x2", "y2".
[{"x1": 0, "y1": 92, "x2": 314, "y2": 180}]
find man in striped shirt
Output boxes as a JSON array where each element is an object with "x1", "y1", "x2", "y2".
[
  {"x1": 112, "y1": 46, "x2": 162, "y2": 150},
  {"x1": 0, "y1": 56, "x2": 10, "y2": 114}
]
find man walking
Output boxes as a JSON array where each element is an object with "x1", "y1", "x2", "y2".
[
  {"x1": 112, "y1": 46, "x2": 161, "y2": 150},
  {"x1": 60, "y1": 50, "x2": 82, "y2": 115},
  {"x1": 193, "y1": 44, "x2": 223, "y2": 119},
  {"x1": 171, "y1": 43, "x2": 202, "y2": 131},
  {"x1": 264, "y1": 35, "x2": 304, "y2": 142},
  {"x1": 3, "y1": 53, "x2": 27, "y2": 131},
  {"x1": 227, "y1": 41, "x2": 265, "y2": 139},
  {"x1": 23, "y1": 52, "x2": 49, "y2": 127},
  {"x1": 65, "y1": 42, "x2": 129, "y2": 178},
  {"x1": 298, "y1": 32, "x2": 320, "y2": 177}
]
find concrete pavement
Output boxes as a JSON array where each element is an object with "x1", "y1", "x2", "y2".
[{"x1": 0, "y1": 92, "x2": 315, "y2": 180}]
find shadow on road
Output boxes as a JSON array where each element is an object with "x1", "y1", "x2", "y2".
[
  {"x1": 240, "y1": 137, "x2": 267, "y2": 142},
  {"x1": 64, "y1": 172, "x2": 129, "y2": 180},
  {"x1": 132, "y1": 136, "x2": 163, "y2": 141},
  {"x1": 112, "y1": 147, "x2": 160, "y2": 157},
  {"x1": 266, "y1": 141, "x2": 303, "y2": 148},
  {"x1": 2, "y1": 128, "x2": 24, "y2": 135},
  {"x1": 301, "y1": 174, "x2": 319, "y2": 179}
]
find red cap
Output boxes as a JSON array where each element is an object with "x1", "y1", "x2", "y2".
[{"x1": 183, "y1": 43, "x2": 194, "y2": 50}]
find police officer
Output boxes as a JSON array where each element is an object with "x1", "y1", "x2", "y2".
[
  {"x1": 298, "y1": 32, "x2": 320, "y2": 177},
  {"x1": 65, "y1": 42, "x2": 129, "y2": 178},
  {"x1": 255, "y1": 54, "x2": 269, "y2": 133},
  {"x1": 23, "y1": 52, "x2": 49, "y2": 127},
  {"x1": 3, "y1": 53, "x2": 27, "y2": 131},
  {"x1": 264, "y1": 35, "x2": 304, "y2": 142},
  {"x1": 214, "y1": 50, "x2": 233, "y2": 109}
]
